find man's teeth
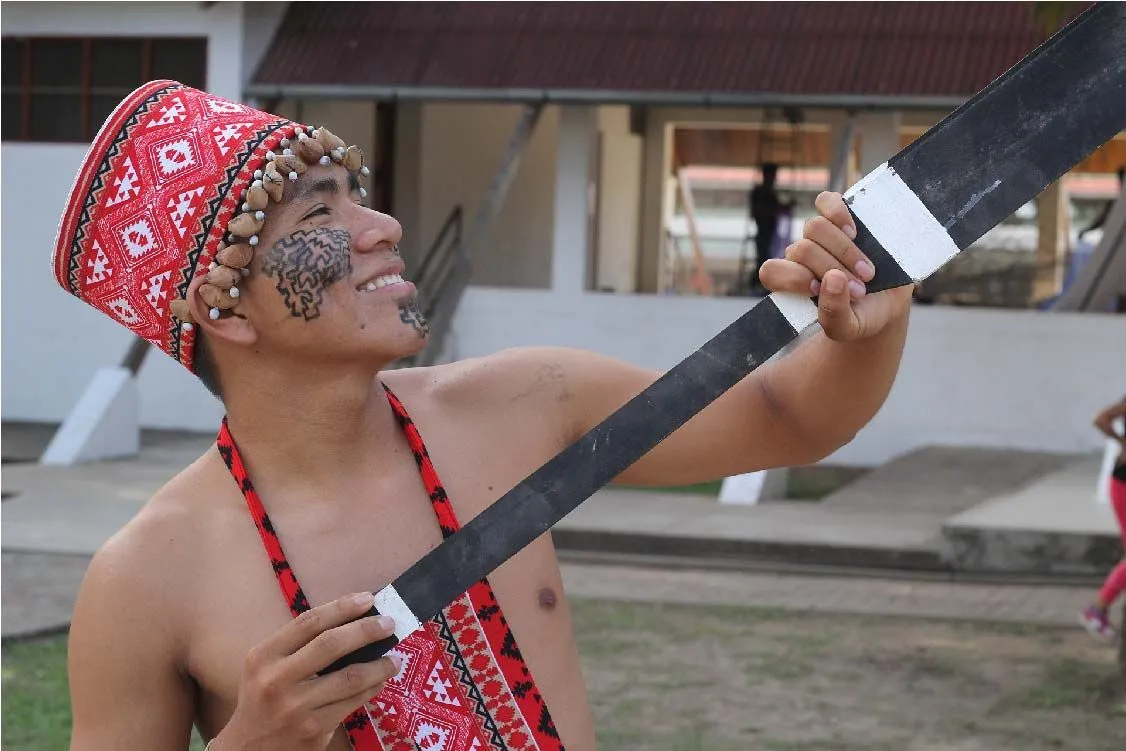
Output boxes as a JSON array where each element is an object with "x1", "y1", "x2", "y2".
[{"x1": 359, "y1": 274, "x2": 405, "y2": 292}]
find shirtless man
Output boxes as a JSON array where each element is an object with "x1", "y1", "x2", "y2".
[{"x1": 61, "y1": 83, "x2": 911, "y2": 751}]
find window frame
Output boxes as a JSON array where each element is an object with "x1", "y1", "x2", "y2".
[{"x1": 2, "y1": 35, "x2": 208, "y2": 144}]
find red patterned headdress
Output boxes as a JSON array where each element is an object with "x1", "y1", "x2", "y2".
[{"x1": 52, "y1": 80, "x2": 369, "y2": 372}]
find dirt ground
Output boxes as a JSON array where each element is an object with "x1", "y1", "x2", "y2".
[{"x1": 570, "y1": 599, "x2": 1124, "y2": 751}]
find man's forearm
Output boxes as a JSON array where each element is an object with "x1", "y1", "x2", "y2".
[{"x1": 761, "y1": 304, "x2": 911, "y2": 458}]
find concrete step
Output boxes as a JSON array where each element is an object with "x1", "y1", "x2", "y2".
[{"x1": 942, "y1": 457, "x2": 1122, "y2": 575}]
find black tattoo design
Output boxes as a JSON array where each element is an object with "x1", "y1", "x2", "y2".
[
  {"x1": 398, "y1": 301, "x2": 430, "y2": 338},
  {"x1": 260, "y1": 228, "x2": 353, "y2": 320}
]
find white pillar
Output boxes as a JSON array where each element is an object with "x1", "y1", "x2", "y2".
[
  {"x1": 41, "y1": 367, "x2": 139, "y2": 465},
  {"x1": 594, "y1": 107, "x2": 643, "y2": 293},
  {"x1": 827, "y1": 114, "x2": 858, "y2": 193},
  {"x1": 552, "y1": 106, "x2": 598, "y2": 295},
  {"x1": 1033, "y1": 179, "x2": 1070, "y2": 302},
  {"x1": 857, "y1": 110, "x2": 902, "y2": 174}
]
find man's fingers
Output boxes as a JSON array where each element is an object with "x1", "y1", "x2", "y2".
[
  {"x1": 305, "y1": 653, "x2": 401, "y2": 716},
  {"x1": 758, "y1": 258, "x2": 818, "y2": 296},
  {"x1": 814, "y1": 191, "x2": 856, "y2": 238},
  {"x1": 811, "y1": 192, "x2": 875, "y2": 283},
  {"x1": 783, "y1": 241, "x2": 866, "y2": 300},
  {"x1": 803, "y1": 215, "x2": 874, "y2": 284},
  {"x1": 817, "y1": 270, "x2": 860, "y2": 340},
  {"x1": 261, "y1": 593, "x2": 378, "y2": 659},
  {"x1": 284, "y1": 614, "x2": 397, "y2": 681}
]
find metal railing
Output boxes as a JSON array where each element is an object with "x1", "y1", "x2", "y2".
[
  {"x1": 411, "y1": 204, "x2": 465, "y2": 315},
  {"x1": 397, "y1": 204, "x2": 469, "y2": 368},
  {"x1": 403, "y1": 103, "x2": 544, "y2": 367}
]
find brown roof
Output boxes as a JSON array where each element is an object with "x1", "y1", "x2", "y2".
[{"x1": 249, "y1": 1, "x2": 1087, "y2": 106}]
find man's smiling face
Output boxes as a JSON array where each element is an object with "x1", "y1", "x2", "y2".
[{"x1": 230, "y1": 162, "x2": 430, "y2": 365}]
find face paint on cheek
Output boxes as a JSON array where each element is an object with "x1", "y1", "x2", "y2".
[
  {"x1": 259, "y1": 228, "x2": 353, "y2": 321},
  {"x1": 398, "y1": 301, "x2": 430, "y2": 339}
]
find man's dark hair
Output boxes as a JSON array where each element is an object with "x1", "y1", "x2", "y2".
[
  {"x1": 193, "y1": 330, "x2": 224, "y2": 402},
  {"x1": 761, "y1": 163, "x2": 779, "y2": 179}
]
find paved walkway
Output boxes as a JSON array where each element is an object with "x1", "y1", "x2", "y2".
[
  {"x1": 1, "y1": 424, "x2": 1116, "y2": 640},
  {"x1": 2, "y1": 552, "x2": 90, "y2": 639},
  {"x1": 561, "y1": 562, "x2": 1093, "y2": 627},
  {"x1": 3, "y1": 550, "x2": 1095, "y2": 640}
]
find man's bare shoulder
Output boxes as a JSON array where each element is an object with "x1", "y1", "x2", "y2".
[
  {"x1": 385, "y1": 346, "x2": 653, "y2": 442},
  {"x1": 68, "y1": 454, "x2": 226, "y2": 747},
  {"x1": 387, "y1": 347, "x2": 562, "y2": 406},
  {"x1": 76, "y1": 452, "x2": 229, "y2": 644}
]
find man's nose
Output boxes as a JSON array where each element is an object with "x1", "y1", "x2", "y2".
[{"x1": 353, "y1": 212, "x2": 403, "y2": 255}]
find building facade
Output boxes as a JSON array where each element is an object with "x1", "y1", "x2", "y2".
[{"x1": 3, "y1": 1, "x2": 1124, "y2": 466}]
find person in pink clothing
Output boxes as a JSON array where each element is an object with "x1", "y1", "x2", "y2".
[{"x1": 1080, "y1": 394, "x2": 1126, "y2": 642}]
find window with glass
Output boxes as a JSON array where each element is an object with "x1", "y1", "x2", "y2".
[{"x1": 2, "y1": 36, "x2": 207, "y2": 143}]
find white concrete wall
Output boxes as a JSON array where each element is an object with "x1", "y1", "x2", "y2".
[
  {"x1": 241, "y1": 2, "x2": 290, "y2": 88},
  {"x1": 1, "y1": 1, "x2": 246, "y2": 430},
  {"x1": 418, "y1": 103, "x2": 559, "y2": 288},
  {"x1": 449, "y1": 288, "x2": 1126, "y2": 466}
]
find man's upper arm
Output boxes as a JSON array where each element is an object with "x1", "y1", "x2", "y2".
[
  {"x1": 68, "y1": 526, "x2": 197, "y2": 750},
  {"x1": 486, "y1": 346, "x2": 800, "y2": 488}
]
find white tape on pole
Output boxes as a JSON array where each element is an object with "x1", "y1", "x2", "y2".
[{"x1": 846, "y1": 162, "x2": 963, "y2": 282}]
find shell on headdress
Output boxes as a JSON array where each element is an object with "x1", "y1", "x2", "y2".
[
  {"x1": 274, "y1": 154, "x2": 306, "y2": 180},
  {"x1": 245, "y1": 183, "x2": 269, "y2": 211},
  {"x1": 200, "y1": 283, "x2": 239, "y2": 310},
  {"x1": 262, "y1": 162, "x2": 285, "y2": 202},
  {"x1": 216, "y1": 243, "x2": 254, "y2": 268},
  {"x1": 206, "y1": 265, "x2": 242, "y2": 290},
  {"x1": 344, "y1": 145, "x2": 363, "y2": 172},
  {"x1": 228, "y1": 212, "x2": 265, "y2": 238},
  {"x1": 295, "y1": 133, "x2": 325, "y2": 163},
  {"x1": 170, "y1": 298, "x2": 195, "y2": 323}
]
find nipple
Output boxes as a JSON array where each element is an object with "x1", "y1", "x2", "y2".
[{"x1": 537, "y1": 587, "x2": 557, "y2": 611}]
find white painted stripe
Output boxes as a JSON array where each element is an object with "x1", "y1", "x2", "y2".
[
  {"x1": 770, "y1": 292, "x2": 819, "y2": 333},
  {"x1": 373, "y1": 584, "x2": 423, "y2": 641},
  {"x1": 845, "y1": 162, "x2": 960, "y2": 281}
]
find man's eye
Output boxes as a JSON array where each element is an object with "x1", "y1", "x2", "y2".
[{"x1": 303, "y1": 205, "x2": 330, "y2": 220}]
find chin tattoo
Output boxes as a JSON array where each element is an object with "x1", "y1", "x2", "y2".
[
  {"x1": 261, "y1": 228, "x2": 353, "y2": 320},
  {"x1": 399, "y1": 301, "x2": 430, "y2": 338}
]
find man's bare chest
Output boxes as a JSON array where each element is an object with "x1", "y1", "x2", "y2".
[
  {"x1": 185, "y1": 470, "x2": 585, "y2": 736},
  {"x1": 186, "y1": 392, "x2": 596, "y2": 746}
]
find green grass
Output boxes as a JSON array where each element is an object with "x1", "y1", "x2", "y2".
[
  {"x1": 1009, "y1": 659, "x2": 1117, "y2": 710},
  {"x1": 2, "y1": 635, "x2": 206, "y2": 751},
  {"x1": 2, "y1": 638, "x2": 72, "y2": 750},
  {"x1": 617, "y1": 465, "x2": 866, "y2": 501},
  {"x1": 5, "y1": 599, "x2": 1121, "y2": 750}
]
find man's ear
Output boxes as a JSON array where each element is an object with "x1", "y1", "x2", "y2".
[{"x1": 185, "y1": 272, "x2": 257, "y2": 347}]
